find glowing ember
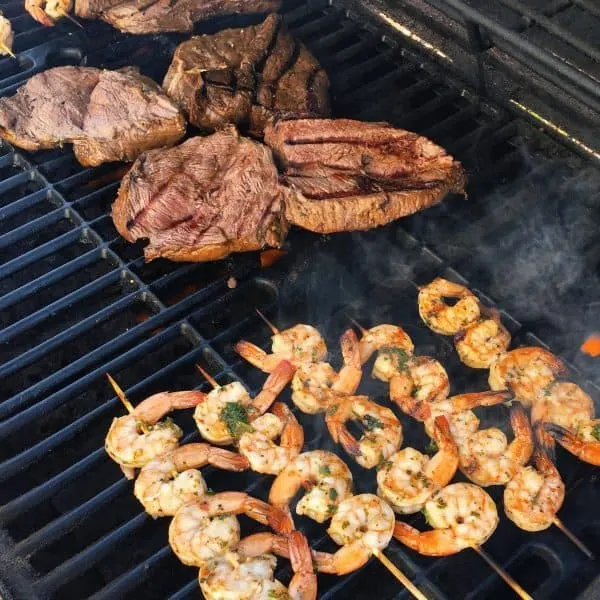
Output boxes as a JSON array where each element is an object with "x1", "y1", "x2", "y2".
[{"x1": 581, "y1": 334, "x2": 600, "y2": 357}]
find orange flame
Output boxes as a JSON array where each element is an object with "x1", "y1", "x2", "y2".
[{"x1": 581, "y1": 334, "x2": 600, "y2": 357}]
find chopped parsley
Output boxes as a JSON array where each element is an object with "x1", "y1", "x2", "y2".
[
  {"x1": 329, "y1": 488, "x2": 338, "y2": 501},
  {"x1": 364, "y1": 415, "x2": 384, "y2": 431},
  {"x1": 319, "y1": 465, "x2": 331, "y2": 476},
  {"x1": 410, "y1": 385, "x2": 422, "y2": 398},
  {"x1": 327, "y1": 404, "x2": 339, "y2": 416},
  {"x1": 421, "y1": 507, "x2": 432, "y2": 525},
  {"x1": 425, "y1": 439, "x2": 439, "y2": 455},
  {"x1": 381, "y1": 347, "x2": 410, "y2": 372},
  {"x1": 592, "y1": 424, "x2": 600, "y2": 441},
  {"x1": 341, "y1": 520, "x2": 350, "y2": 529},
  {"x1": 220, "y1": 402, "x2": 254, "y2": 439},
  {"x1": 436, "y1": 497, "x2": 447, "y2": 509},
  {"x1": 471, "y1": 511, "x2": 480, "y2": 518}
]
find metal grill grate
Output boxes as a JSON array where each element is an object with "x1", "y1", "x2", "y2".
[{"x1": 0, "y1": 0, "x2": 599, "y2": 598}]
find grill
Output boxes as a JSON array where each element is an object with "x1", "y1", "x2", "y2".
[{"x1": 0, "y1": 0, "x2": 599, "y2": 599}]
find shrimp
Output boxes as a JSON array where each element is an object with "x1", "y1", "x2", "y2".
[
  {"x1": 25, "y1": 0, "x2": 72, "y2": 26},
  {"x1": 313, "y1": 494, "x2": 395, "y2": 575},
  {"x1": 355, "y1": 324, "x2": 414, "y2": 379},
  {"x1": 169, "y1": 491, "x2": 292, "y2": 566},
  {"x1": 291, "y1": 329, "x2": 362, "y2": 415},
  {"x1": 489, "y1": 347, "x2": 566, "y2": 406},
  {"x1": 194, "y1": 360, "x2": 294, "y2": 445},
  {"x1": 133, "y1": 443, "x2": 249, "y2": 518},
  {"x1": 388, "y1": 356, "x2": 450, "y2": 420},
  {"x1": 269, "y1": 450, "x2": 353, "y2": 523},
  {"x1": 531, "y1": 382, "x2": 594, "y2": 431},
  {"x1": 377, "y1": 416, "x2": 458, "y2": 514},
  {"x1": 546, "y1": 420, "x2": 600, "y2": 466},
  {"x1": 325, "y1": 395, "x2": 403, "y2": 469},
  {"x1": 458, "y1": 403, "x2": 533, "y2": 486},
  {"x1": 454, "y1": 310, "x2": 511, "y2": 369},
  {"x1": 105, "y1": 390, "x2": 204, "y2": 478},
  {"x1": 393, "y1": 482, "x2": 499, "y2": 556},
  {"x1": 418, "y1": 278, "x2": 480, "y2": 335},
  {"x1": 0, "y1": 14, "x2": 14, "y2": 56},
  {"x1": 235, "y1": 324, "x2": 327, "y2": 373},
  {"x1": 238, "y1": 402, "x2": 304, "y2": 475}
]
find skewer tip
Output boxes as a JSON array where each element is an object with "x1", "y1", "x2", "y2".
[
  {"x1": 106, "y1": 373, "x2": 135, "y2": 414},
  {"x1": 195, "y1": 364, "x2": 220, "y2": 390},
  {"x1": 372, "y1": 548, "x2": 428, "y2": 600},
  {"x1": 255, "y1": 308, "x2": 279, "y2": 335},
  {"x1": 552, "y1": 517, "x2": 594, "y2": 559},
  {"x1": 59, "y1": 10, "x2": 83, "y2": 27},
  {"x1": 0, "y1": 43, "x2": 15, "y2": 58},
  {"x1": 346, "y1": 314, "x2": 367, "y2": 334}
]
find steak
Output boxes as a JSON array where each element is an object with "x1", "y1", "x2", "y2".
[
  {"x1": 0, "y1": 66, "x2": 186, "y2": 167},
  {"x1": 112, "y1": 127, "x2": 289, "y2": 262},
  {"x1": 263, "y1": 118, "x2": 467, "y2": 233},
  {"x1": 163, "y1": 14, "x2": 330, "y2": 137},
  {"x1": 75, "y1": 0, "x2": 281, "y2": 34}
]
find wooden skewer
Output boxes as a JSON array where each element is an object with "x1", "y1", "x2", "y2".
[
  {"x1": 106, "y1": 373, "x2": 149, "y2": 434},
  {"x1": 0, "y1": 43, "x2": 15, "y2": 58},
  {"x1": 195, "y1": 364, "x2": 220, "y2": 390},
  {"x1": 472, "y1": 545, "x2": 533, "y2": 600},
  {"x1": 347, "y1": 315, "x2": 367, "y2": 335},
  {"x1": 372, "y1": 549, "x2": 428, "y2": 600},
  {"x1": 58, "y1": 9, "x2": 83, "y2": 27},
  {"x1": 255, "y1": 308, "x2": 279, "y2": 335},
  {"x1": 553, "y1": 517, "x2": 594, "y2": 558}
]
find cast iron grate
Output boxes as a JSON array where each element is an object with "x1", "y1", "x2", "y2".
[{"x1": 0, "y1": 0, "x2": 599, "y2": 599}]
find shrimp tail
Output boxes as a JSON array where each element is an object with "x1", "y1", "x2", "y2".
[
  {"x1": 340, "y1": 329, "x2": 361, "y2": 369},
  {"x1": 545, "y1": 423, "x2": 600, "y2": 465},
  {"x1": 267, "y1": 503, "x2": 295, "y2": 534},
  {"x1": 253, "y1": 360, "x2": 295, "y2": 413},
  {"x1": 533, "y1": 422, "x2": 556, "y2": 463},
  {"x1": 272, "y1": 402, "x2": 305, "y2": 453},
  {"x1": 288, "y1": 531, "x2": 318, "y2": 600},
  {"x1": 172, "y1": 443, "x2": 249, "y2": 471},
  {"x1": 236, "y1": 532, "x2": 290, "y2": 559},
  {"x1": 338, "y1": 427, "x2": 361, "y2": 456},
  {"x1": 393, "y1": 521, "x2": 462, "y2": 556},
  {"x1": 234, "y1": 340, "x2": 270, "y2": 372}
]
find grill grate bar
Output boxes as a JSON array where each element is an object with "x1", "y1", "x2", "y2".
[
  {"x1": 0, "y1": 187, "x2": 50, "y2": 220},
  {"x1": 168, "y1": 580, "x2": 198, "y2": 600}
]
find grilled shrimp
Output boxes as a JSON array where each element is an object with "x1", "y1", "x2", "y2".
[
  {"x1": 105, "y1": 390, "x2": 204, "y2": 478},
  {"x1": 394, "y1": 483, "x2": 499, "y2": 556},
  {"x1": 194, "y1": 361, "x2": 294, "y2": 445},
  {"x1": 169, "y1": 491, "x2": 291, "y2": 566},
  {"x1": 546, "y1": 420, "x2": 600, "y2": 466},
  {"x1": 313, "y1": 494, "x2": 395, "y2": 575},
  {"x1": 531, "y1": 382, "x2": 594, "y2": 431},
  {"x1": 489, "y1": 347, "x2": 566, "y2": 406},
  {"x1": 388, "y1": 356, "x2": 450, "y2": 420},
  {"x1": 454, "y1": 310, "x2": 511, "y2": 369},
  {"x1": 269, "y1": 450, "x2": 353, "y2": 523},
  {"x1": 458, "y1": 403, "x2": 533, "y2": 486},
  {"x1": 377, "y1": 416, "x2": 458, "y2": 514},
  {"x1": 355, "y1": 324, "x2": 414, "y2": 379},
  {"x1": 291, "y1": 329, "x2": 362, "y2": 415},
  {"x1": 418, "y1": 278, "x2": 480, "y2": 335},
  {"x1": 25, "y1": 0, "x2": 72, "y2": 26},
  {"x1": 0, "y1": 14, "x2": 14, "y2": 55},
  {"x1": 325, "y1": 395, "x2": 403, "y2": 469},
  {"x1": 235, "y1": 324, "x2": 327, "y2": 373},
  {"x1": 133, "y1": 443, "x2": 249, "y2": 518},
  {"x1": 238, "y1": 402, "x2": 304, "y2": 475}
]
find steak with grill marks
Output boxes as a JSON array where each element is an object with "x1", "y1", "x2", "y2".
[
  {"x1": 75, "y1": 0, "x2": 281, "y2": 34},
  {"x1": 162, "y1": 14, "x2": 330, "y2": 137},
  {"x1": 0, "y1": 66, "x2": 186, "y2": 167},
  {"x1": 263, "y1": 118, "x2": 467, "y2": 233},
  {"x1": 112, "y1": 126, "x2": 289, "y2": 263}
]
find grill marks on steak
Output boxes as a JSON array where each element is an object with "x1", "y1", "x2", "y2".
[
  {"x1": 162, "y1": 14, "x2": 330, "y2": 137},
  {"x1": 75, "y1": 0, "x2": 281, "y2": 34},
  {"x1": 0, "y1": 66, "x2": 186, "y2": 167},
  {"x1": 264, "y1": 118, "x2": 467, "y2": 233},
  {"x1": 112, "y1": 127, "x2": 289, "y2": 262}
]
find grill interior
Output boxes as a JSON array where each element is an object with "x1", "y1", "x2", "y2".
[{"x1": 0, "y1": 0, "x2": 599, "y2": 598}]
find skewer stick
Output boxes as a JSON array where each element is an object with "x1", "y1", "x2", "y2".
[
  {"x1": 195, "y1": 364, "x2": 220, "y2": 390},
  {"x1": 255, "y1": 308, "x2": 279, "y2": 335},
  {"x1": 472, "y1": 545, "x2": 533, "y2": 600},
  {"x1": 346, "y1": 315, "x2": 367, "y2": 335},
  {"x1": 0, "y1": 44, "x2": 15, "y2": 58},
  {"x1": 372, "y1": 549, "x2": 428, "y2": 600},
  {"x1": 58, "y1": 10, "x2": 83, "y2": 27},
  {"x1": 553, "y1": 517, "x2": 594, "y2": 558},
  {"x1": 106, "y1": 373, "x2": 150, "y2": 434}
]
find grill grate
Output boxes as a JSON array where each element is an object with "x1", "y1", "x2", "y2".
[{"x1": 0, "y1": 0, "x2": 599, "y2": 598}]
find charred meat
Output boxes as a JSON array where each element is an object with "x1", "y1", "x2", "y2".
[
  {"x1": 75, "y1": 0, "x2": 281, "y2": 34},
  {"x1": 163, "y1": 14, "x2": 330, "y2": 137},
  {"x1": 112, "y1": 126, "x2": 289, "y2": 263},
  {"x1": 0, "y1": 66, "x2": 186, "y2": 167},
  {"x1": 264, "y1": 118, "x2": 467, "y2": 233}
]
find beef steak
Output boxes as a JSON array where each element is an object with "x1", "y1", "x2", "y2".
[
  {"x1": 264, "y1": 118, "x2": 467, "y2": 233},
  {"x1": 112, "y1": 126, "x2": 289, "y2": 262},
  {"x1": 0, "y1": 66, "x2": 186, "y2": 167},
  {"x1": 163, "y1": 14, "x2": 330, "y2": 137}
]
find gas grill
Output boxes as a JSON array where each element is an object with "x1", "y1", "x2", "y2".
[{"x1": 1, "y1": 0, "x2": 599, "y2": 598}]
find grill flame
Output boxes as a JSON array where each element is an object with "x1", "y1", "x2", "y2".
[{"x1": 581, "y1": 334, "x2": 600, "y2": 357}]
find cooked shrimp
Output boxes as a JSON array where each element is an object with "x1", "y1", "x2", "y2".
[
  {"x1": 418, "y1": 278, "x2": 480, "y2": 335},
  {"x1": 235, "y1": 324, "x2": 327, "y2": 373},
  {"x1": 531, "y1": 382, "x2": 594, "y2": 431},
  {"x1": 291, "y1": 329, "x2": 362, "y2": 415},
  {"x1": 489, "y1": 347, "x2": 566, "y2": 406},
  {"x1": 0, "y1": 14, "x2": 14, "y2": 56},
  {"x1": 377, "y1": 416, "x2": 458, "y2": 514},
  {"x1": 355, "y1": 324, "x2": 414, "y2": 379},
  {"x1": 325, "y1": 395, "x2": 403, "y2": 469},
  {"x1": 394, "y1": 482, "x2": 499, "y2": 556},
  {"x1": 25, "y1": 0, "x2": 72, "y2": 26},
  {"x1": 238, "y1": 402, "x2": 304, "y2": 475},
  {"x1": 546, "y1": 421, "x2": 600, "y2": 465},
  {"x1": 389, "y1": 356, "x2": 450, "y2": 420},
  {"x1": 194, "y1": 360, "x2": 294, "y2": 445},
  {"x1": 133, "y1": 443, "x2": 249, "y2": 518},
  {"x1": 105, "y1": 390, "x2": 204, "y2": 478},
  {"x1": 269, "y1": 450, "x2": 353, "y2": 523},
  {"x1": 455, "y1": 310, "x2": 511, "y2": 369}
]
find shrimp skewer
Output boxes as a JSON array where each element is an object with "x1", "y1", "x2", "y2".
[
  {"x1": 25, "y1": 0, "x2": 81, "y2": 27},
  {"x1": 0, "y1": 13, "x2": 15, "y2": 57},
  {"x1": 133, "y1": 443, "x2": 249, "y2": 518}
]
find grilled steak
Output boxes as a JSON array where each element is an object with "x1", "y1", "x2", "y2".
[
  {"x1": 163, "y1": 14, "x2": 330, "y2": 137},
  {"x1": 0, "y1": 66, "x2": 186, "y2": 167},
  {"x1": 112, "y1": 127, "x2": 289, "y2": 262},
  {"x1": 264, "y1": 118, "x2": 467, "y2": 233},
  {"x1": 75, "y1": 0, "x2": 281, "y2": 34}
]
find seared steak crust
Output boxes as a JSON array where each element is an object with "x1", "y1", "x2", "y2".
[
  {"x1": 163, "y1": 14, "x2": 330, "y2": 137},
  {"x1": 112, "y1": 127, "x2": 289, "y2": 262},
  {"x1": 264, "y1": 118, "x2": 466, "y2": 233},
  {"x1": 0, "y1": 66, "x2": 186, "y2": 167}
]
